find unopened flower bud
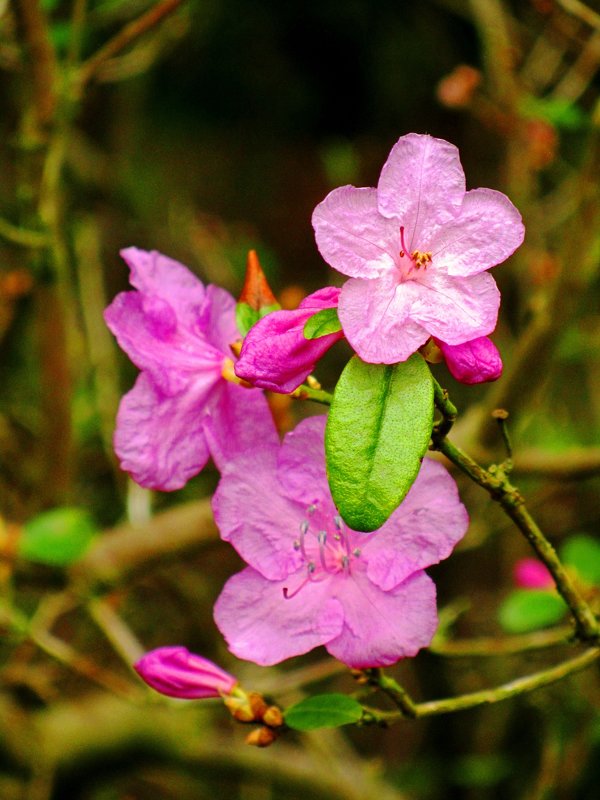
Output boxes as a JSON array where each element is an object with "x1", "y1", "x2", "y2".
[
  {"x1": 224, "y1": 689, "x2": 268, "y2": 722},
  {"x1": 134, "y1": 647, "x2": 237, "y2": 699},
  {"x1": 263, "y1": 705, "x2": 284, "y2": 728},
  {"x1": 436, "y1": 337, "x2": 503, "y2": 385},
  {"x1": 245, "y1": 726, "x2": 278, "y2": 748},
  {"x1": 514, "y1": 558, "x2": 554, "y2": 590}
]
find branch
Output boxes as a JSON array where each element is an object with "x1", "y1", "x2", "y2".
[{"x1": 77, "y1": 0, "x2": 185, "y2": 89}]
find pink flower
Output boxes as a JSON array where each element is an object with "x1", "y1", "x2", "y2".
[
  {"x1": 312, "y1": 133, "x2": 524, "y2": 364},
  {"x1": 134, "y1": 646, "x2": 237, "y2": 698},
  {"x1": 213, "y1": 416, "x2": 468, "y2": 669},
  {"x1": 436, "y1": 336, "x2": 503, "y2": 384},
  {"x1": 514, "y1": 558, "x2": 554, "y2": 590},
  {"x1": 104, "y1": 248, "x2": 278, "y2": 490},
  {"x1": 235, "y1": 287, "x2": 343, "y2": 393}
]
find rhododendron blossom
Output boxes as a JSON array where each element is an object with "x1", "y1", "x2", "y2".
[
  {"x1": 212, "y1": 416, "x2": 468, "y2": 668},
  {"x1": 235, "y1": 286, "x2": 343, "y2": 393},
  {"x1": 312, "y1": 133, "x2": 525, "y2": 364},
  {"x1": 104, "y1": 248, "x2": 277, "y2": 490},
  {"x1": 134, "y1": 646, "x2": 237, "y2": 699}
]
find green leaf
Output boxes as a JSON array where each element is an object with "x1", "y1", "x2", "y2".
[
  {"x1": 303, "y1": 307, "x2": 343, "y2": 340},
  {"x1": 561, "y1": 534, "x2": 600, "y2": 586},
  {"x1": 325, "y1": 354, "x2": 434, "y2": 532},
  {"x1": 285, "y1": 693, "x2": 363, "y2": 731},
  {"x1": 498, "y1": 589, "x2": 567, "y2": 634},
  {"x1": 19, "y1": 507, "x2": 99, "y2": 567},
  {"x1": 235, "y1": 301, "x2": 279, "y2": 337}
]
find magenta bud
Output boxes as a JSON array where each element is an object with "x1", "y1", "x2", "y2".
[
  {"x1": 436, "y1": 336, "x2": 503, "y2": 385},
  {"x1": 134, "y1": 646, "x2": 237, "y2": 699},
  {"x1": 514, "y1": 558, "x2": 554, "y2": 590}
]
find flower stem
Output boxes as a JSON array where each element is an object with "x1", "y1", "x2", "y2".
[
  {"x1": 290, "y1": 384, "x2": 333, "y2": 405},
  {"x1": 363, "y1": 668, "x2": 418, "y2": 718}
]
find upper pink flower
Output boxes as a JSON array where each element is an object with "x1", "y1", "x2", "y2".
[
  {"x1": 134, "y1": 646, "x2": 237, "y2": 698},
  {"x1": 312, "y1": 133, "x2": 524, "y2": 364},
  {"x1": 235, "y1": 287, "x2": 343, "y2": 393},
  {"x1": 212, "y1": 416, "x2": 468, "y2": 669},
  {"x1": 104, "y1": 248, "x2": 277, "y2": 490}
]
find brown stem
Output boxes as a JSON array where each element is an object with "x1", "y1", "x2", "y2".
[
  {"x1": 14, "y1": 0, "x2": 57, "y2": 126},
  {"x1": 77, "y1": 0, "x2": 185, "y2": 88}
]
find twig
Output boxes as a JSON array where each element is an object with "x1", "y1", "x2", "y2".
[
  {"x1": 430, "y1": 626, "x2": 575, "y2": 657},
  {"x1": 0, "y1": 217, "x2": 48, "y2": 248},
  {"x1": 362, "y1": 647, "x2": 600, "y2": 722},
  {"x1": 77, "y1": 0, "x2": 185, "y2": 88},
  {"x1": 431, "y1": 385, "x2": 599, "y2": 642},
  {"x1": 556, "y1": 0, "x2": 600, "y2": 31},
  {"x1": 14, "y1": 0, "x2": 57, "y2": 126}
]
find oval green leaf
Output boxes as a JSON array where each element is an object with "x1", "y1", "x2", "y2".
[
  {"x1": 498, "y1": 589, "x2": 567, "y2": 634},
  {"x1": 325, "y1": 354, "x2": 434, "y2": 532},
  {"x1": 285, "y1": 693, "x2": 363, "y2": 731},
  {"x1": 560, "y1": 534, "x2": 600, "y2": 586},
  {"x1": 18, "y1": 507, "x2": 99, "y2": 567},
  {"x1": 303, "y1": 308, "x2": 343, "y2": 340}
]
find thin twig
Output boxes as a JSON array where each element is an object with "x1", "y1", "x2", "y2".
[
  {"x1": 77, "y1": 0, "x2": 185, "y2": 88},
  {"x1": 362, "y1": 647, "x2": 600, "y2": 722}
]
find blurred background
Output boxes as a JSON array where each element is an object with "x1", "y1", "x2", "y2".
[{"x1": 1, "y1": 0, "x2": 600, "y2": 797}]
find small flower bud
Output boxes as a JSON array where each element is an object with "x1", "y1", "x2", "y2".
[
  {"x1": 134, "y1": 647, "x2": 237, "y2": 699},
  {"x1": 262, "y1": 705, "x2": 284, "y2": 728},
  {"x1": 436, "y1": 337, "x2": 503, "y2": 385},
  {"x1": 514, "y1": 558, "x2": 554, "y2": 590},
  {"x1": 224, "y1": 689, "x2": 268, "y2": 722},
  {"x1": 245, "y1": 726, "x2": 278, "y2": 748}
]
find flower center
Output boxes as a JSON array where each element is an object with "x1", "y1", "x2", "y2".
[
  {"x1": 283, "y1": 503, "x2": 361, "y2": 599},
  {"x1": 398, "y1": 226, "x2": 432, "y2": 279}
]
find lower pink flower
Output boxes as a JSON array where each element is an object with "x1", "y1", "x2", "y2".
[
  {"x1": 212, "y1": 416, "x2": 468, "y2": 669},
  {"x1": 134, "y1": 646, "x2": 237, "y2": 698},
  {"x1": 234, "y1": 287, "x2": 343, "y2": 393}
]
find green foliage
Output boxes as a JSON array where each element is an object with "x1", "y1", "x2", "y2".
[
  {"x1": 235, "y1": 302, "x2": 280, "y2": 338},
  {"x1": 519, "y1": 96, "x2": 587, "y2": 130},
  {"x1": 560, "y1": 534, "x2": 600, "y2": 586},
  {"x1": 325, "y1": 354, "x2": 434, "y2": 532},
  {"x1": 498, "y1": 589, "x2": 567, "y2": 634},
  {"x1": 284, "y1": 693, "x2": 363, "y2": 731},
  {"x1": 303, "y1": 307, "x2": 342, "y2": 339},
  {"x1": 19, "y1": 507, "x2": 99, "y2": 567}
]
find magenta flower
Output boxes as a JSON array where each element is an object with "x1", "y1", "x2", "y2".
[
  {"x1": 436, "y1": 336, "x2": 503, "y2": 384},
  {"x1": 312, "y1": 133, "x2": 524, "y2": 364},
  {"x1": 212, "y1": 416, "x2": 468, "y2": 668},
  {"x1": 104, "y1": 248, "x2": 278, "y2": 490},
  {"x1": 134, "y1": 646, "x2": 237, "y2": 698},
  {"x1": 235, "y1": 287, "x2": 343, "y2": 393},
  {"x1": 514, "y1": 558, "x2": 554, "y2": 590}
]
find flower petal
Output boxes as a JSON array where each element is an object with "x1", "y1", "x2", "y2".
[
  {"x1": 201, "y1": 284, "x2": 241, "y2": 354},
  {"x1": 431, "y1": 188, "x2": 525, "y2": 277},
  {"x1": 235, "y1": 288, "x2": 343, "y2": 393},
  {"x1": 120, "y1": 247, "x2": 208, "y2": 331},
  {"x1": 437, "y1": 336, "x2": 503, "y2": 384},
  {"x1": 104, "y1": 291, "x2": 223, "y2": 396},
  {"x1": 213, "y1": 567, "x2": 344, "y2": 666},
  {"x1": 312, "y1": 187, "x2": 399, "y2": 279},
  {"x1": 377, "y1": 134, "x2": 465, "y2": 247},
  {"x1": 212, "y1": 440, "x2": 303, "y2": 581},
  {"x1": 114, "y1": 373, "x2": 212, "y2": 490},
  {"x1": 205, "y1": 382, "x2": 279, "y2": 473},
  {"x1": 364, "y1": 459, "x2": 468, "y2": 591},
  {"x1": 325, "y1": 570, "x2": 438, "y2": 668},
  {"x1": 338, "y1": 275, "x2": 430, "y2": 363},
  {"x1": 277, "y1": 416, "x2": 330, "y2": 506},
  {"x1": 410, "y1": 270, "x2": 500, "y2": 344}
]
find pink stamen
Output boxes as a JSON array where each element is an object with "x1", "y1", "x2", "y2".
[{"x1": 399, "y1": 226, "x2": 411, "y2": 259}]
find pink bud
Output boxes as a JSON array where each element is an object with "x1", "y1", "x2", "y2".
[
  {"x1": 514, "y1": 558, "x2": 554, "y2": 590},
  {"x1": 134, "y1": 646, "x2": 237, "y2": 699},
  {"x1": 436, "y1": 337, "x2": 503, "y2": 385}
]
